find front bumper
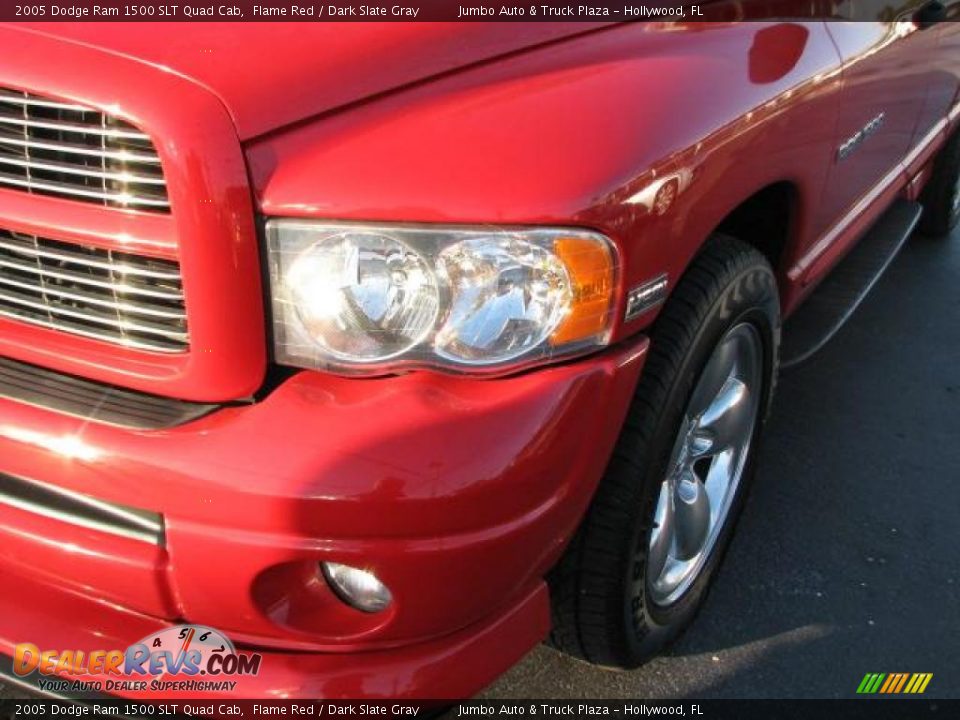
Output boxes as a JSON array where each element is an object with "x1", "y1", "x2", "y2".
[
  {"x1": 0, "y1": 573, "x2": 549, "y2": 699},
  {"x1": 0, "y1": 338, "x2": 647, "y2": 698}
]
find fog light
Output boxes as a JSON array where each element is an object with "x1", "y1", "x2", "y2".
[{"x1": 321, "y1": 562, "x2": 392, "y2": 613}]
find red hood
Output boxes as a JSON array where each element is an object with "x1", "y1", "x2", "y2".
[{"x1": 16, "y1": 22, "x2": 608, "y2": 140}]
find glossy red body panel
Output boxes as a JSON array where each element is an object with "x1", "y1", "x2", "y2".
[
  {"x1": 17, "y1": 22, "x2": 611, "y2": 140},
  {"x1": 0, "y1": 503, "x2": 172, "y2": 618},
  {"x1": 0, "y1": 572, "x2": 551, "y2": 699},
  {"x1": 0, "y1": 339, "x2": 646, "y2": 674},
  {"x1": 2, "y1": 13, "x2": 960, "y2": 700},
  {"x1": 811, "y1": 22, "x2": 932, "y2": 249}
]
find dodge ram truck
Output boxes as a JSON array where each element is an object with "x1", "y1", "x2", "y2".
[{"x1": 1, "y1": 6, "x2": 959, "y2": 699}]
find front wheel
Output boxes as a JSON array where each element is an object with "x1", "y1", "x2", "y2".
[{"x1": 549, "y1": 236, "x2": 779, "y2": 667}]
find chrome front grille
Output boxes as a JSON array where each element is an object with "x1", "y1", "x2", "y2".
[
  {"x1": 0, "y1": 88, "x2": 169, "y2": 211},
  {"x1": 0, "y1": 229, "x2": 188, "y2": 352}
]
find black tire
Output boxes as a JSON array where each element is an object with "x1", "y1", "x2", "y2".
[
  {"x1": 548, "y1": 235, "x2": 780, "y2": 668},
  {"x1": 919, "y1": 128, "x2": 960, "y2": 238}
]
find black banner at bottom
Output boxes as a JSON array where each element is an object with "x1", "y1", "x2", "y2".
[{"x1": 0, "y1": 699, "x2": 953, "y2": 720}]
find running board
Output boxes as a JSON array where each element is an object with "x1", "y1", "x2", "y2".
[{"x1": 781, "y1": 199, "x2": 922, "y2": 369}]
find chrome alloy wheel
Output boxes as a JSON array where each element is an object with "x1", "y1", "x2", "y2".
[{"x1": 646, "y1": 322, "x2": 763, "y2": 606}]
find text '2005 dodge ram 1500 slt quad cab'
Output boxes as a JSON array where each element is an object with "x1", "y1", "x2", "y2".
[{"x1": 1, "y1": 4, "x2": 959, "y2": 699}]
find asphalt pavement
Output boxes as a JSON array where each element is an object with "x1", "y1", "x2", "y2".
[{"x1": 2, "y1": 227, "x2": 958, "y2": 701}]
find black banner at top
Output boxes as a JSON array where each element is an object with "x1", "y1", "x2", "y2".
[{"x1": 5, "y1": 0, "x2": 958, "y2": 22}]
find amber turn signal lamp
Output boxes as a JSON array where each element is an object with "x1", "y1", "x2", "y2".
[{"x1": 550, "y1": 236, "x2": 616, "y2": 346}]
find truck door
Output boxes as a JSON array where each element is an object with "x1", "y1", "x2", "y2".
[
  {"x1": 920, "y1": 1, "x2": 960, "y2": 136},
  {"x1": 816, "y1": 5, "x2": 931, "y2": 236}
]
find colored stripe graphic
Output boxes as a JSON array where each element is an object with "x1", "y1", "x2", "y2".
[
  {"x1": 857, "y1": 673, "x2": 884, "y2": 693},
  {"x1": 858, "y1": 673, "x2": 933, "y2": 694}
]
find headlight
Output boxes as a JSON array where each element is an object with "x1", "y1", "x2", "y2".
[{"x1": 266, "y1": 221, "x2": 618, "y2": 375}]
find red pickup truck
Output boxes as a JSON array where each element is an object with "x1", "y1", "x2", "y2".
[{"x1": 1, "y1": 10, "x2": 958, "y2": 700}]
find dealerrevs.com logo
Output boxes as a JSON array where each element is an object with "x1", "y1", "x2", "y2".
[{"x1": 13, "y1": 624, "x2": 262, "y2": 694}]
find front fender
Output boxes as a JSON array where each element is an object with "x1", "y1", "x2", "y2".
[{"x1": 246, "y1": 21, "x2": 843, "y2": 341}]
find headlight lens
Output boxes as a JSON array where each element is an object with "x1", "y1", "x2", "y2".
[
  {"x1": 267, "y1": 221, "x2": 617, "y2": 375},
  {"x1": 285, "y1": 232, "x2": 439, "y2": 362},
  {"x1": 434, "y1": 237, "x2": 571, "y2": 364}
]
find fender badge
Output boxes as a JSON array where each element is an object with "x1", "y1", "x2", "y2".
[{"x1": 626, "y1": 274, "x2": 669, "y2": 321}]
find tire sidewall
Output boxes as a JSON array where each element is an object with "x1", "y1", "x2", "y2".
[
  {"x1": 622, "y1": 260, "x2": 779, "y2": 663},
  {"x1": 922, "y1": 129, "x2": 960, "y2": 236},
  {"x1": 945, "y1": 143, "x2": 960, "y2": 229},
  {"x1": 949, "y1": 166, "x2": 960, "y2": 229}
]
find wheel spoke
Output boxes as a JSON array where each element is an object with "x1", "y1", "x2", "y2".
[
  {"x1": 695, "y1": 376, "x2": 751, "y2": 453},
  {"x1": 673, "y1": 469, "x2": 710, "y2": 560},
  {"x1": 703, "y1": 449, "x2": 735, "y2": 526},
  {"x1": 647, "y1": 481, "x2": 674, "y2": 584},
  {"x1": 687, "y1": 335, "x2": 738, "y2": 420}
]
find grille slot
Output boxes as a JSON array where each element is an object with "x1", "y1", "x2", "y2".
[
  {"x1": 0, "y1": 471, "x2": 165, "y2": 545},
  {"x1": 0, "y1": 357, "x2": 218, "y2": 430},
  {"x1": 0, "y1": 88, "x2": 168, "y2": 211},
  {"x1": 0, "y1": 229, "x2": 188, "y2": 352}
]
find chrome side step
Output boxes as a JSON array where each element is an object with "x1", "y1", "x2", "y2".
[
  {"x1": 781, "y1": 199, "x2": 923, "y2": 369},
  {"x1": 0, "y1": 472, "x2": 164, "y2": 545}
]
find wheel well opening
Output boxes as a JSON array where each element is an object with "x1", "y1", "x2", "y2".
[{"x1": 715, "y1": 182, "x2": 797, "y2": 273}]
